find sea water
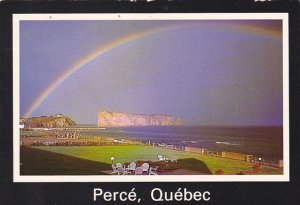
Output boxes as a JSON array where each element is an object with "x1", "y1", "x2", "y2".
[{"x1": 80, "y1": 126, "x2": 283, "y2": 160}]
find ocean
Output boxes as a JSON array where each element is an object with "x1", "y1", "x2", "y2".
[{"x1": 79, "y1": 126, "x2": 283, "y2": 160}]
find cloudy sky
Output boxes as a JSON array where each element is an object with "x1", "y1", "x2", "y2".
[{"x1": 20, "y1": 19, "x2": 283, "y2": 126}]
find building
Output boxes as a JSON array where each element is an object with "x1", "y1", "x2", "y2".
[{"x1": 54, "y1": 114, "x2": 63, "y2": 117}]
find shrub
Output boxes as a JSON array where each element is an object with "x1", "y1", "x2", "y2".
[
  {"x1": 252, "y1": 164, "x2": 260, "y2": 172},
  {"x1": 215, "y1": 169, "x2": 224, "y2": 175}
]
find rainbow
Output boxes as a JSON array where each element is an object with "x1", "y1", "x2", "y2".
[{"x1": 23, "y1": 21, "x2": 281, "y2": 118}]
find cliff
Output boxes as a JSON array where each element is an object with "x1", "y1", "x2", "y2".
[
  {"x1": 98, "y1": 110, "x2": 176, "y2": 127},
  {"x1": 23, "y1": 116, "x2": 76, "y2": 128},
  {"x1": 175, "y1": 118, "x2": 184, "y2": 126}
]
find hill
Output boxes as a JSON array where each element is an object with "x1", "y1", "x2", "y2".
[{"x1": 23, "y1": 115, "x2": 76, "y2": 128}]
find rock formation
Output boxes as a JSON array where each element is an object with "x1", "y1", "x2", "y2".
[
  {"x1": 23, "y1": 115, "x2": 76, "y2": 128},
  {"x1": 98, "y1": 110, "x2": 176, "y2": 127},
  {"x1": 175, "y1": 118, "x2": 184, "y2": 126}
]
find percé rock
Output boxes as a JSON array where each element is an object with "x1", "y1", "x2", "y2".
[
  {"x1": 98, "y1": 110, "x2": 176, "y2": 127},
  {"x1": 23, "y1": 116, "x2": 76, "y2": 128},
  {"x1": 175, "y1": 118, "x2": 184, "y2": 126}
]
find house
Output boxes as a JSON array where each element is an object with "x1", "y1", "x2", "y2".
[{"x1": 54, "y1": 114, "x2": 63, "y2": 117}]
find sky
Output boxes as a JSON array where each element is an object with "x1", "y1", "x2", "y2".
[{"x1": 20, "y1": 20, "x2": 283, "y2": 126}]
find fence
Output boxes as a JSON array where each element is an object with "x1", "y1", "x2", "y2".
[
  {"x1": 251, "y1": 157, "x2": 283, "y2": 168},
  {"x1": 156, "y1": 143, "x2": 282, "y2": 168}
]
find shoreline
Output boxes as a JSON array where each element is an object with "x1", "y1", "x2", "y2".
[{"x1": 20, "y1": 130, "x2": 283, "y2": 169}]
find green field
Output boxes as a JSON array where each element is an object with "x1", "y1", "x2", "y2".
[{"x1": 20, "y1": 145, "x2": 265, "y2": 175}]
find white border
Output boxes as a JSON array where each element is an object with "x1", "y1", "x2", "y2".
[{"x1": 13, "y1": 13, "x2": 289, "y2": 182}]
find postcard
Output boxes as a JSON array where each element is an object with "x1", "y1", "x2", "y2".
[{"x1": 13, "y1": 13, "x2": 289, "y2": 182}]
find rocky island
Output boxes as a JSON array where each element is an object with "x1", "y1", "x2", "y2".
[{"x1": 98, "y1": 110, "x2": 182, "y2": 127}]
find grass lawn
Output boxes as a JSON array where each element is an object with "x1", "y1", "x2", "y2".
[{"x1": 21, "y1": 145, "x2": 259, "y2": 175}]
